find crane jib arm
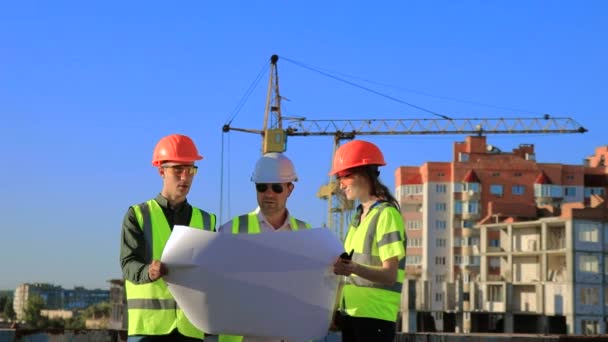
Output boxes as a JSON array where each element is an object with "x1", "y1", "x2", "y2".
[{"x1": 282, "y1": 117, "x2": 587, "y2": 137}]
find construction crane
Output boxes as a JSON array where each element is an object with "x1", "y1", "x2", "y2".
[{"x1": 222, "y1": 55, "x2": 588, "y2": 240}]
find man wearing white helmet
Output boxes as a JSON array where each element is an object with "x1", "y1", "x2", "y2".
[
  {"x1": 218, "y1": 152, "x2": 310, "y2": 235},
  {"x1": 217, "y1": 152, "x2": 311, "y2": 342}
]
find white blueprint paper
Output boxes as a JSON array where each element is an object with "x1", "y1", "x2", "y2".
[{"x1": 161, "y1": 225, "x2": 344, "y2": 342}]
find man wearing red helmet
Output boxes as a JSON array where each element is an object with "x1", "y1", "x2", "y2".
[
  {"x1": 330, "y1": 140, "x2": 406, "y2": 342},
  {"x1": 120, "y1": 134, "x2": 216, "y2": 341}
]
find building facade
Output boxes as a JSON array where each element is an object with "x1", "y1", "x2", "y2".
[
  {"x1": 396, "y1": 136, "x2": 608, "y2": 335},
  {"x1": 13, "y1": 283, "x2": 109, "y2": 320}
]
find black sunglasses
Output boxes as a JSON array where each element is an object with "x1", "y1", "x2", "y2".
[{"x1": 256, "y1": 183, "x2": 284, "y2": 194}]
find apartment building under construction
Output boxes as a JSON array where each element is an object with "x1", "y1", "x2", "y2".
[{"x1": 396, "y1": 136, "x2": 608, "y2": 335}]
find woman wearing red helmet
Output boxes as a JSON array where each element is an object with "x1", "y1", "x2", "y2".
[{"x1": 331, "y1": 140, "x2": 406, "y2": 342}]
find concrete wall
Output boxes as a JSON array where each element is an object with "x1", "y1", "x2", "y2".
[
  {"x1": 544, "y1": 283, "x2": 570, "y2": 315},
  {"x1": 512, "y1": 227, "x2": 540, "y2": 252},
  {"x1": 512, "y1": 285, "x2": 537, "y2": 312},
  {"x1": 512, "y1": 256, "x2": 540, "y2": 283}
]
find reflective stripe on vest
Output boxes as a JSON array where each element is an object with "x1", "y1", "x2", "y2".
[
  {"x1": 342, "y1": 202, "x2": 405, "y2": 322},
  {"x1": 126, "y1": 199, "x2": 216, "y2": 338},
  {"x1": 231, "y1": 211, "x2": 310, "y2": 234},
  {"x1": 220, "y1": 211, "x2": 310, "y2": 342},
  {"x1": 344, "y1": 205, "x2": 404, "y2": 293}
]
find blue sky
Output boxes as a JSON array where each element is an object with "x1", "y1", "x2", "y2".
[{"x1": 1, "y1": 1, "x2": 607, "y2": 290}]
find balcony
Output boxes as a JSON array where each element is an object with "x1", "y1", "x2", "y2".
[
  {"x1": 401, "y1": 194, "x2": 423, "y2": 205},
  {"x1": 462, "y1": 212, "x2": 480, "y2": 220},
  {"x1": 462, "y1": 190, "x2": 480, "y2": 201}
]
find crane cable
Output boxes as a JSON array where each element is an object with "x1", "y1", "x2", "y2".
[
  {"x1": 220, "y1": 61, "x2": 269, "y2": 224},
  {"x1": 225, "y1": 61, "x2": 269, "y2": 125},
  {"x1": 283, "y1": 57, "x2": 543, "y2": 116},
  {"x1": 280, "y1": 56, "x2": 452, "y2": 120}
]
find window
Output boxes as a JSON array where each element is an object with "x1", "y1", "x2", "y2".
[
  {"x1": 404, "y1": 185, "x2": 423, "y2": 195},
  {"x1": 585, "y1": 187, "x2": 605, "y2": 197},
  {"x1": 566, "y1": 175, "x2": 575, "y2": 181},
  {"x1": 437, "y1": 172, "x2": 445, "y2": 177},
  {"x1": 578, "y1": 224, "x2": 600, "y2": 243},
  {"x1": 436, "y1": 239, "x2": 447, "y2": 247},
  {"x1": 454, "y1": 200, "x2": 463, "y2": 214},
  {"x1": 490, "y1": 184, "x2": 504, "y2": 196},
  {"x1": 535, "y1": 184, "x2": 551, "y2": 197},
  {"x1": 407, "y1": 238, "x2": 422, "y2": 248},
  {"x1": 580, "y1": 287, "x2": 599, "y2": 305},
  {"x1": 454, "y1": 183, "x2": 463, "y2": 193},
  {"x1": 465, "y1": 201, "x2": 479, "y2": 214},
  {"x1": 564, "y1": 186, "x2": 577, "y2": 197},
  {"x1": 512, "y1": 185, "x2": 525, "y2": 195},
  {"x1": 579, "y1": 255, "x2": 599, "y2": 273},
  {"x1": 488, "y1": 285, "x2": 503, "y2": 302},
  {"x1": 435, "y1": 257, "x2": 446, "y2": 265},
  {"x1": 435, "y1": 220, "x2": 446, "y2": 230},
  {"x1": 455, "y1": 255, "x2": 462, "y2": 265},
  {"x1": 407, "y1": 220, "x2": 422, "y2": 230},
  {"x1": 462, "y1": 220, "x2": 475, "y2": 229},
  {"x1": 551, "y1": 185, "x2": 563, "y2": 198},
  {"x1": 436, "y1": 184, "x2": 447, "y2": 193},
  {"x1": 435, "y1": 293, "x2": 444, "y2": 302},
  {"x1": 492, "y1": 172, "x2": 501, "y2": 177},
  {"x1": 436, "y1": 202, "x2": 447, "y2": 211},
  {"x1": 462, "y1": 256, "x2": 480, "y2": 266},
  {"x1": 454, "y1": 239, "x2": 461, "y2": 247},
  {"x1": 406, "y1": 255, "x2": 422, "y2": 265},
  {"x1": 435, "y1": 274, "x2": 445, "y2": 283},
  {"x1": 463, "y1": 182, "x2": 480, "y2": 192},
  {"x1": 582, "y1": 320, "x2": 599, "y2": 335},
  {"x1": 490, "y1": 239, "x2": 500, "y2": 247},
  {"x1": 459, "y1": 152, "x2": 469, "y2": 162},
  {"x1": 514, "y1": 172, "x2": 523, "y2": 177}
]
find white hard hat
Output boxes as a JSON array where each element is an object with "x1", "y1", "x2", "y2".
[{"x1": 251, "y1": 152, "x2": 298, "y2": 183}]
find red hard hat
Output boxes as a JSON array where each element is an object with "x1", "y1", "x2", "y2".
[
  {"x1": 329, "y1": 140, "x2": 386, "y2": 175},
  {"x1": 152, "y1": 134, "x2": 203, "y2": 166}
]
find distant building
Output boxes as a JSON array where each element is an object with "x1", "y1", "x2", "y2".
[
  {"x1": 13, "y1": 283, "x2": 62, "y2": 320},
  {"x1": 13, "y1": 283, "x2": 109, "y2": 320},
  {"x1": 64, "y1": 286, "x2": 110, "y2": 310},
  {"x1": 396, "y1": 136, "x2": 608, "y2": 335}
]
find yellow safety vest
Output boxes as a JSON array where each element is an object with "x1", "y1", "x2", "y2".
[
  {"x1": 341, "y1": 202, "x2": 406, "y2": 322},
  {"x1": 125, "y1": 199, "x2": 216, "y2": 338},
  {"x1": 220, "y1": 211, "x2": 310, "y2": 342}
]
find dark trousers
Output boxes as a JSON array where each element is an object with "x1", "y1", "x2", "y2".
[
  {"x1": 127, "y1": 329, "x2": 203, "y2": 342},
  {"x1": 341, "y1": 315, "x2": 396, "y2": 342}
]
